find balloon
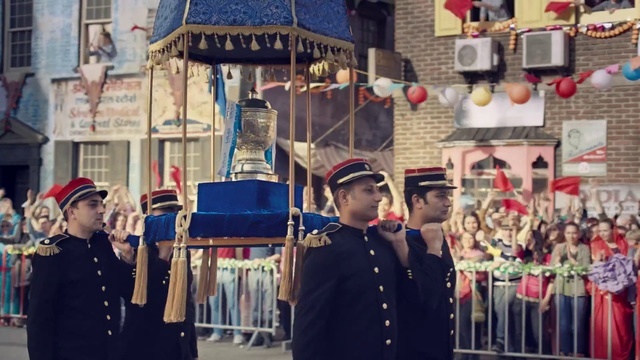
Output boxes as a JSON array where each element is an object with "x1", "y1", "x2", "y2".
[
  {"x1": 406, "y1": 85, "x2": 428, "y2": 105},
  {"x1": 590, "y1": 69, "x2": 614, "y2": 91},
  {"x1": 555, "y1": 77, "x2": 577, "y2": 99},
  {"x1": 470, "y1": 86, "x2": 492, "y2": 107},
  {"x1": 438, "y1": 87, "x2": 460, "y2": 108},
  {"x1": 622, "y1": 62, "x2": 640, "y2": 81},
  {"x1": 372, "y1": 77, "x2": 394, "y2": 98},
  {"x1": 336, "y1": 68, "x2": 356, "y2": 84},
  {"x1": 505, "y1": 83, "x2": 531, "y2": 105}
]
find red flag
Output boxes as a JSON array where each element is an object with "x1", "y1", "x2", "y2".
[
  {"x1": 502, "y1": 199, "x2": 529, "y2": 216},
  {"x1": 545, "y1": 1, "x2": 573, "y2": 15},
  {"x1": 523, "y1": 73, "x2": 542, "y2": 84},
  {"x1": 444, "y1": 0, "x2": 473, "y2": 20},
  {"x1": 551, "y1": 177, "x2": 581, "y2": 196},
  {"x1": 576, "y1": 70, "x2": 593, "y2": 84},
  {"x1": 151, "y1": 160, "x2": 162, "y2": 189},
  {"x1": 494, "y1": 166, "x2": 514, "y2": 192},
  {"x1": 42, "y1": 184, "x2": 63, "y2": 199},
  {"x1": 546, "y1": 77, "x2": 563, "y2": 86},
  {"x1": 170, "y1": 165, "x2": 183, "y2": 194}
]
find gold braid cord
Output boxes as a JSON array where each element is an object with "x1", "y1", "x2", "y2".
[{"x1": 131, "y1": 215, "x2": 149, "y2": 306}]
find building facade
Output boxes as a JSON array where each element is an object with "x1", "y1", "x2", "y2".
[{"x1": 395, "y1": 0, "x2": 640, "y2": 215}]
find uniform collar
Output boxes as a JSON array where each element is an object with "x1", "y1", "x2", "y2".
[{"x1": 338, "y1": 222, "x2": 370, "y2": 238}]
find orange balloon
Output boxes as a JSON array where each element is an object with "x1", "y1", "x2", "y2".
[
  {"x1": 336, "y1": 68, "x2": 357, "y2": 84},
  {"x1": 505, "y1": 83, "x2": 531, "y2": 105}
]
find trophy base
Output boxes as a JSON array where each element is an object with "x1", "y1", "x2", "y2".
[
  {"x1": 231, "y1": 172, "x2": 279, "y2": 182},
  {"x1": 231, "y1": 160, "x2": 277, "y2": 182}
]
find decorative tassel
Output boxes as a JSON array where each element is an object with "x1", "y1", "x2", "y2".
[
  {"x1": 177, "y1": 36, "x2": 184, "y2": 51},
  {"x1": 226, "y1": 67, "x2": 233, "y2": 80},
  {"x1": 239, "y1": 34, "x2": 247, "y2": 48},
  {"x1": 247, "y1": 70, "x2": 253, "y2": 83},
  {"x1": 131, "y1": 229, "x2": 149, "y2": 306},
  {"x1": 290, "y1": 242, "x2": 306, "y2": 306},
  {"x1": 163, "y1": 244, "x2": 179, "y2": 322},
  {"x1": 196, "y1": 248, "x2": 210, "y2": 304},
  {"x1": 169, "y1": 244, "x2": 188, "y2": 322},
  {"x1": 198, "y1": 33, "x2": 208, "y2": 50},
  {"x1": 274, "y1": 33, "x2": 283, "y2": 50},
  {"x1": 214, "y1": 33, "x2": 221, "y2": 48},
  {"x1": 250, "y1": 34, "x2": 261, "y2": 51},
  {"x1": 161, "y1": 51, "x2": 170, "y2": 63},
  {"x1": 207, "y1": 248, "x2": 218, "y2": 296},
  {"x1": 313, "y1": 44, "x2": 321, "y2": 59},
  {"x1": 301, "y1": 233, "x2": 332, "y2": 248},
  {"x1": 297, "y1": 37, "x2": 304, "y2": 53},
  {"x1": 264, "y1": 33, "x2": 271, "y2": 47},
  {"x1": 278, "y1": 208, "x2": 300, "y2": 301},
  {"x1": 225, "y1": 34, "x2": 234, "y2": 50},
  {"x1": 170, "y1": 44, "x2": 179, "y2": 57},
  {"x1": 326, "y1": 47, "x2": 335, "y2": 61},
  {"x1": 35, "y1": 244, "x2": 61, "y2": 256}
]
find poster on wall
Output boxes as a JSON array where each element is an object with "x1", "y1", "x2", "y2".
[
  {"x1": 52, "y1": 72, "x2": 223, "y2": 140},
  {"x1": 561, "y1": 120, "x2": 607, "y2": 177},
  {"x1": 454, "y1": 91, "x2": 545, "y2": 128},
  {"x1": 555, "y1": 184, "x2": 639, "y2": 219}
]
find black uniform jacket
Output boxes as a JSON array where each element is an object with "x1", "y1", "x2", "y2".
[
  {"x1": 27, "y1": 231, "x2": 135, "y2": 360},
  {"x1": 292, "y1": 223, "x2": 417, "y2": 360},
  {"x1": 397, "y1": 228, "x2": 457, "y2": 360},
  {"x1": 120, "y1": 245, "x2": 198, "y2": 360}
]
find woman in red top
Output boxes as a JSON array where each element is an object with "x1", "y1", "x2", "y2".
[{"x1": 590, "y1": 219, "x2": 633, "y2": 360}]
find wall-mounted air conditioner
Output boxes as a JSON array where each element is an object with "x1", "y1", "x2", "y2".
[
  {"x1": 522, "y1": 30, "x2": 569, "y2": 69},
  {"x1": 454, "y1": 38, "x2": 499, "y2": 73}
]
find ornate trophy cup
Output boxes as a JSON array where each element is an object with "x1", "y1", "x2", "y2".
[{"x1": 230, "y1": 88, "x2": 278, "y2": 181}]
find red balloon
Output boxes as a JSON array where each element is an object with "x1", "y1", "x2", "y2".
[
  {"x1": 556, "y1": 77, "x2": 577, "y2": 99},
  {"x1": 407, "y1": 85, "x2": 428, "y2": 105}
]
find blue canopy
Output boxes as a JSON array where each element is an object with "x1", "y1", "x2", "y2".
[{"x1": 149, "y1": 0, "x2": 356, "y2": 71}]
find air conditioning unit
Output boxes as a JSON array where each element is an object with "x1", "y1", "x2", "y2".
[
  {"x1": 522, "y1": 30, "x2": 569, "y2": 69},
  {"x1": 454, "y1": 38, "x2": 499, "y2": 72}
]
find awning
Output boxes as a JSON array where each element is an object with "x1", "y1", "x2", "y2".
[
  {"x1": 436, "y1": 127, "x2": 558, "y2": 148},
  {"x1": 276, "y1": 138, "x2": 394, "y2": 177}
]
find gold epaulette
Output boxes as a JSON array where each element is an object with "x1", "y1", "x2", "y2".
[
  {"x1": 302, "y1": 223, "x2": 341, "y2": 248},
  {"x1": 36, "y1": 234, "x2": 69, "y2": 256}
]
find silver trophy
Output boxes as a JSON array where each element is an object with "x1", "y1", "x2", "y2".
[{"x1": 230, "y1": 88, "x2": 278, "y2": 181}]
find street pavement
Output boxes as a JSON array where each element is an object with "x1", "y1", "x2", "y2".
[{"x1": 0, "y1": 326, "x2": 292, "y2": 360}]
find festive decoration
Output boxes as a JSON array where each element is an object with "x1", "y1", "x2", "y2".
[
  {"x1": 335, "y1": 68, "x2": 356, "y2": 84},
  {"x1": 549, "y1": 77, "x2": 577, "y2": 99},
  {"x1": 579, "y1": 20, "x2": 635, "y2": 40},
  {"x1": 470, "y1": 86, "x2": 492, "y2": 107},
  {"x1": 504, "y1": 83, "x2": 531, "y2": 105},
  {"x1": 502, "y1": 199, "x2": 529, "y2": 216},
  {"x1": 622, "y1": 61, "x2": 640, "y2": 81},
  {"x1": 438, "y1": 87, "x2": 460, "y2": 108},
  {"x1": 551, "y1": 177, "x2": 581, "y2": 196},
  {"x1": 545, "y1": 1, "x2": 573, "y2": 15},
  {"x1": 456, "y1": 260, "x2": 590, "y2": 277},
  {"x1": 494, "y1": 166, "x2": 514, "y2": 192},
  {"x1": 372, "y1": 77, "x2": 394, "y2": 98},
  {"x1": 509, "y1": 27, "x2": 518, "y2": 51},
  {"x1": 590, "y1": 69, "x2": 614, "y2": 91},
  {"x1": 444, "y1": 0, "x2": 473, "y2": 20},
  {"x1": 406, "y1": 85, "x2": 428, "y2": 105},
  {"x1": 464, "y1": 18, "x2": 517, "y2": 36}
]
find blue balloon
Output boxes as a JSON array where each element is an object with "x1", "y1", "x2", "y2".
[{"x1": 622, "y1": 62, "x2": 640, "y2": 81}]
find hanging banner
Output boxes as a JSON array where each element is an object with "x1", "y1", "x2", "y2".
[{"x1": 561, "y1": 120, "x2": 607, "y2": 177}]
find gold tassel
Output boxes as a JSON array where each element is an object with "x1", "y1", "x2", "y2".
[
  {"x1": 226, "y1": 67, "x2": 233, "y2": 80},
  {"x1": 225, "y1": 34, "x2": 234, "y2": 50},
  {"x1": 163, "y1": 244, "x2": 179, "y2": 322},
  {"x1": 264, "y1": 33, "x2": 271, "y2": 47},
  {"x1": 170, "y1": 44, "x2": 179, "y2": 57},
  {"x1": 274, "y1": 33, "x2": 283, "y2": 50},
  {"x1": 198, "y1": 33, "x2": 208, "y2": 50},
  {"x1": 297, "y1": 37, "x2": 304, "y2": 53},
  {"x1": 131, "y1": 233, "x2": 149, "y2": 305},
  {"x1": 195, "y1": 248, "x2": 210, "y2": 305},
  {"x1": 207, "y1": 248, "x2": 218, "y2": 296},
  {"x1": 326, "y1": 47, "x2": 335, "y2": 61},
  {"x1": 161, "y1": 51, "x2": 170, "y2": 63},
  {"x1": 177, "y1": 36, "x2": 184, "y2": 51},
  {"x1": 313, "y1": 44, "x2": 321, "y2": 59},
  {"x1": 278, "y1": 232, "x2": 295, "y2": 302},
  {"x1": 290, "y1": 241, "x2": 306, "y2": 306},
  {"x1": 170, "y1": 244, "x2": 188, "y2": 322},
  {"x1": 214, "y1": 33, "x2": 221, "y2": 48},
  {"x1": 250, "y1": 34, "x2": 261, "y2": 51},
  {"x1": 35, "y1": 244, "x2": 61, "y2": 256},
  {"x1": 301, "y1": 233, "x2": 332, "y2": 248}
]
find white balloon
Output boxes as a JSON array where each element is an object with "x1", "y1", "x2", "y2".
[
  {"x1": 372, "y1": 77, "x2": 394, "y2": 98},
  {"x1": 438, "y1": 87, "x2": 460, "y2": 108},
  {"x1": 590, "y1": 69, "x2": 613, "y2": 91}
]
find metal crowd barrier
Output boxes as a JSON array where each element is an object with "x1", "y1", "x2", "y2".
[
  {"x1": 193, "y1": 261, "x2": 279, "y2": 350},
  {"x1": 0, "y1": 249, "x2": 29, "y2": 327},
  {"x1": 454, "y1": 267, "x2": 618, "y2": 360}
]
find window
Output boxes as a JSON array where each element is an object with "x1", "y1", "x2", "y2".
[
  {"x1": 162, "y1": 139, "x2": 202, "y2": 198},
  {"x1": 4, "y1": 0, "x2": 33, "y2": 72},
  {"x1": 467, "y1": 0, "x2": 515, "y2": 23},
  {"x1": 580, "y1": 0, "x2": 639, "y2": 24},
  {"x1": 77, "y1": 142, "x2": 110, "y2": 188},
  {"x1": 462, "y1": 156, "x2": 523, "y2": 207},
  {"x1": 80, "y1": 0, "x2": 113, "y2": 65},
  {"x1": 350, "y1": 2, "x2": 386, "y2": 68}
]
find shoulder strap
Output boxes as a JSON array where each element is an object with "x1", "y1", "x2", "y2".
[
  {"x1": 302, "y1": 223, "x2": 341, "y2": 248},
  {"x1": 36, "y1": 234, "x2": 69, "y2": 256}
]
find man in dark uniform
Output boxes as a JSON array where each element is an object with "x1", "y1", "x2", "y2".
[
  {"x1": 397, "y1": 167, "x2": 458, "y2": 360},
  {"x1": 120, "y1": 189, "x2": 198, "y2": 360},
  {"x1": 27, "y1": 177, "x2": 136, "y2": 360},
  {"x1": 292, "y1": 158, "x2": 415, "y2": 360}
]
